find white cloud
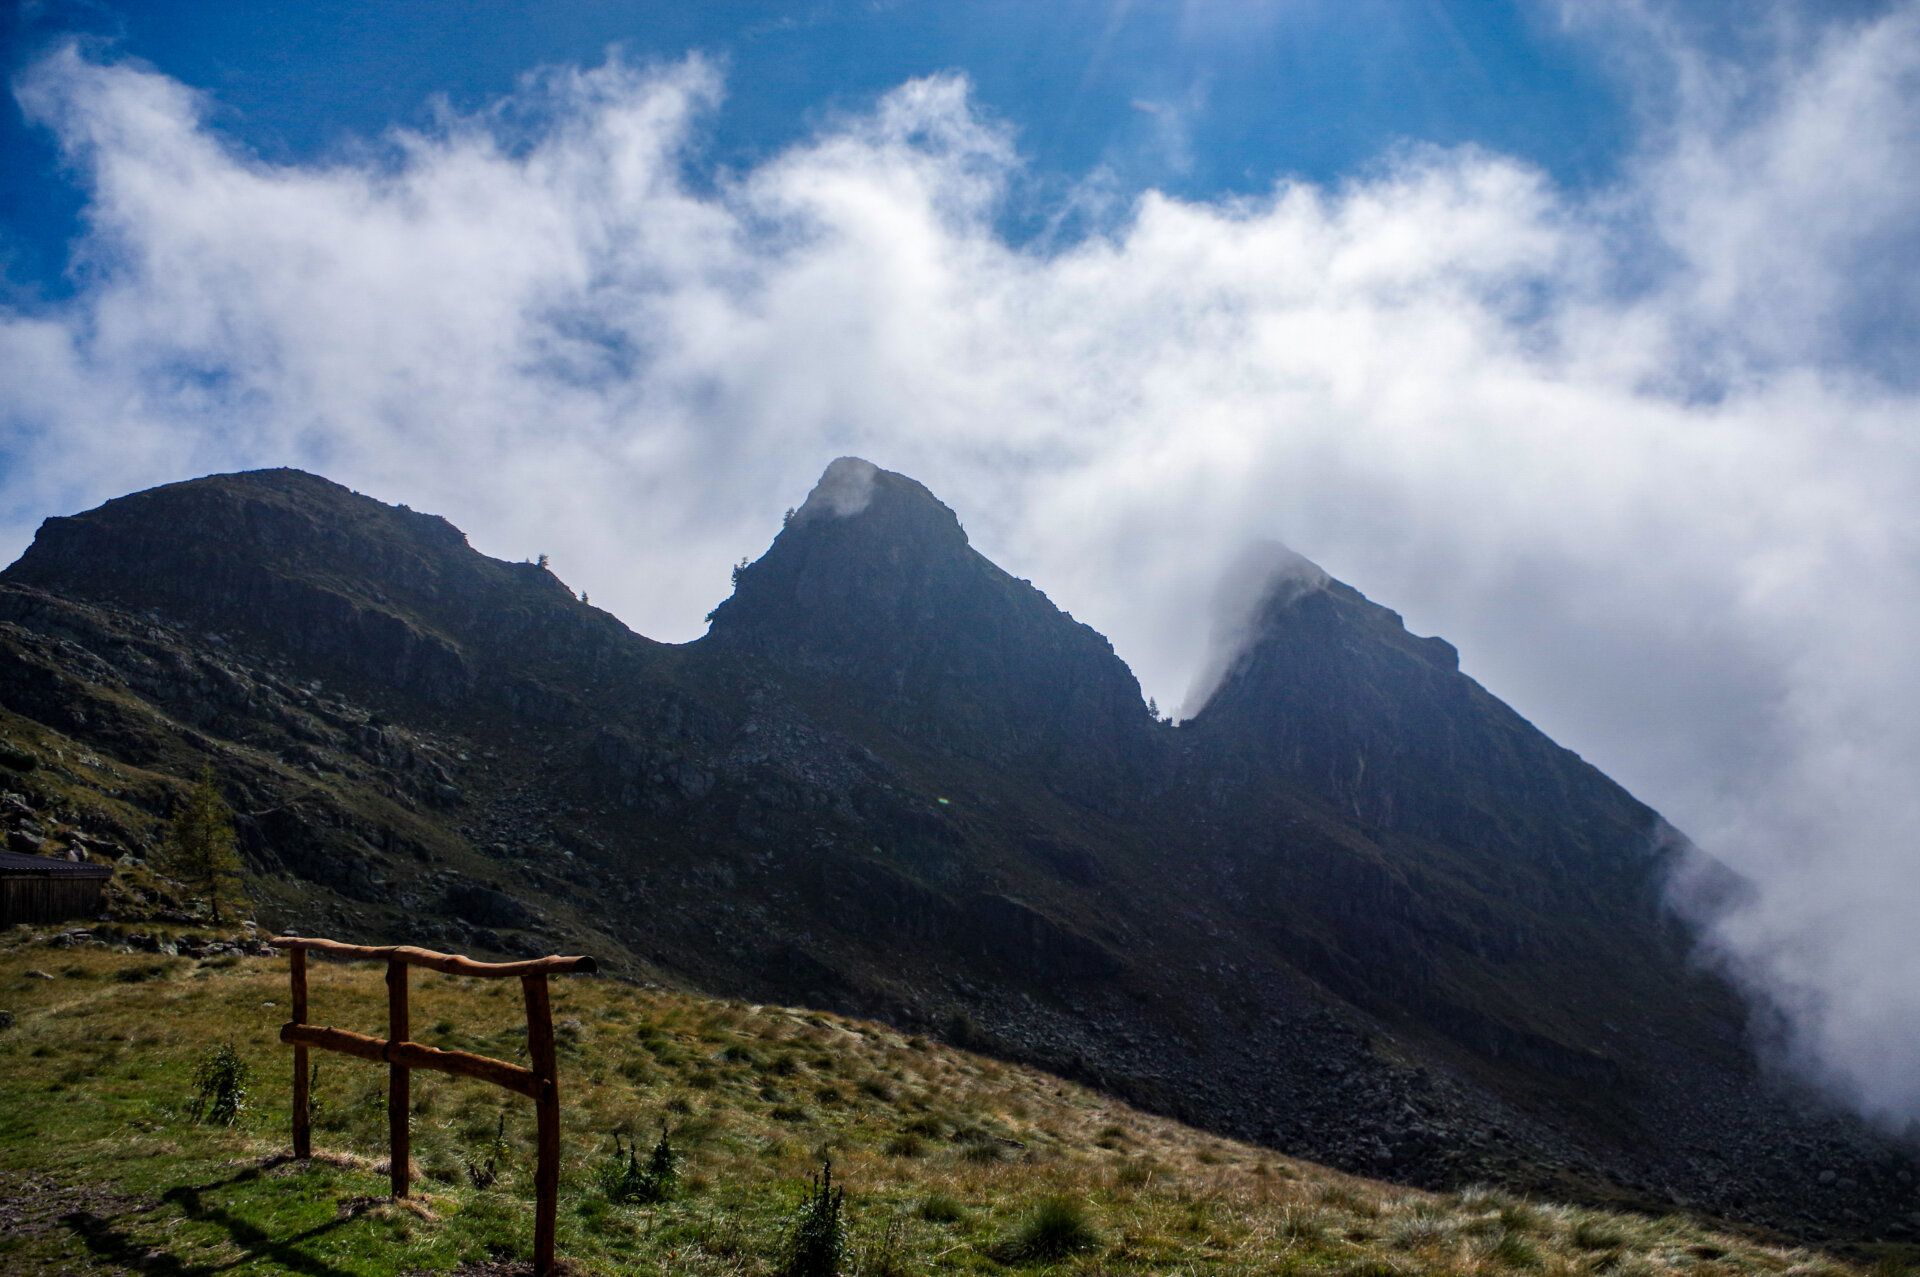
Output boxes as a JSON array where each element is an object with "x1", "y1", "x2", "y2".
[{"x1": 7, "y1": 6, "x2": 1920, "y2": 1122}]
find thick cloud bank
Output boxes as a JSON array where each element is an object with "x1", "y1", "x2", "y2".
[{"x1": 7, "y1": 8, "x2": 1920, "y2": 1123}]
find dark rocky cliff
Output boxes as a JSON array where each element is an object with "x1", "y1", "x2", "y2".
[
  {"x1": 0, "y1": 461, "x2": 1912, "y2": 1243},
  {"x1": 5, "y1": 467, "x2": 662, "y2": 712},
  {"x1": 1191, "y1": 568, "x2": 1659, "y2": 882},
  {"x1": 706, "y1": 458, "x2": 1160, "y2": 811}
]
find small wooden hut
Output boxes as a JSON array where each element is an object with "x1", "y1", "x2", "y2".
[{"x1": 0, "y1": 848, "x2": 112, "y2": 925}]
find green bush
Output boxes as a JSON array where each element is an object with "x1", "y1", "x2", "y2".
[
  {"x1": 1572, "y1": 1218, "x2": 1627, "y2": 1251},
  {"x1": 918, "y1": 1191, "x2": 964, "y2": 1223},
  {"x1": 597, "y1": 1128, "x2": 677, "y2": 1204},
  {"x1": 186, "y1": 1042, "x2": 249, "y2": 1126},
  {"x1": 1006, "y1": 1195, "x2": 1099, "y2": 1261},
  {"x1": 1489, "y1": 1229, "x2": 1544, "y2": 1269},
  {"x1": 780, "y1": 1160, "x2": 846, "y2": 1277},
  {"x1": 464, "y1": 1113, "x2": 510, "y2": 1189}
]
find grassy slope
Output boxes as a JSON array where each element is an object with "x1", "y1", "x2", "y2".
[{"x1": 0, "y1": 934, "x2": 1887, "y2": 1277}]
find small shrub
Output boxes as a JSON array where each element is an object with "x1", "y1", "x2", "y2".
[
  {"x1": 465, "y1": 1113, "x2": 510, "y2": 1189},
  {"x1": 596, "y1": 1128, "x2": 679, "y2": 1205},
  {"x1": 860, "y1": 1215, "x2": 909, "y2": 1277},
  {"x1": 701, "y1": 1212, "x2": 749, "y2": 1257},
  {"x1": 780, "y1": 1160, "x2": 847, "y2": 1277},
  {"x1": 1005, "y1": 1195, "x2": 1099, "y2": 1261},
  {"x1": 1278, "y1": 1208, "x2": 1326, "y2": 1246},
  {"x1": 186, "y1": 1042, "x2": 249, "y2": 1126},
  {"x1": 1499, "y1": 1201, "x2": 1547, "y2": 1234},
  {"x1": 1319, "y1": 1184, "x2": 1381, "y2": 1217},
  {"x1": 1386, "y1": 1214, "x2": 1451, "y2": 1249},
  {"x1": 1572, "y1": 1218, "x2": 1628, "y2": 1250},
  {"x1": 1488, "y1": 1229, "x2": 1544, "y2": 1269},
  {"x1": 919, "y1": 1191, "x2": 964, "y2": 1223},
  {"x1": 302, "y1": 1061, "x2": 326, "y2": 1127}
]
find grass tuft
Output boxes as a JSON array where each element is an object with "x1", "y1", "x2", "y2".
[{"x1": 1004, "y1": 1194, "x2": 1100, "y2": 1261}]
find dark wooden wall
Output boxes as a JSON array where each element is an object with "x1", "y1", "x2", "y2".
[{"x1": 0, "y1": 874, "x2": 106, "y2": 925}]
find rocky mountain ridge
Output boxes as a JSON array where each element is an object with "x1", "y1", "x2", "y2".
[{"x1": 0, "y1": 462, "x2": 1914, "y2": 1243}]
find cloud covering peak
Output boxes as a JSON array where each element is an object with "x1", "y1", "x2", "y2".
[
  {"x1": 8, "y1": 6, "x2": 1920, "y2": 1123},
  {"x1": 795, "y1": 457, "x2": 881, "y2": 523}
]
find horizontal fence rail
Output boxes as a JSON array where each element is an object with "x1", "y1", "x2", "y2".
[{"x1": 271, "y1": 936, "x2": 597, "y2": 978}]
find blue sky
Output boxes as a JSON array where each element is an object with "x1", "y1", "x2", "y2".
[
  {"x1": 3, "y1": 0, "x2": 1638, "y2": 292},
  {"x1": 6, "y1": 0, "x2": 1920, "y2": 1124}
]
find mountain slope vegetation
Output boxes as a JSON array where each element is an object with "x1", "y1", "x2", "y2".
[{"x1": 0, "y1": 934, "x2": 1901, "y2": 1276}]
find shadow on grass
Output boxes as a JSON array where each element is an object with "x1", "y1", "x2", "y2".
[{"x1": 61, "y1": 1155, "x2": 368, "y2": 1277}]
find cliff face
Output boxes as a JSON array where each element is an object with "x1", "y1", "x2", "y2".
[
  {"x1": 1, "y1": 461, "x2": 1912, "y2": 1243},
  {"x1": 705, "y1": 459, "x2": 1160, "y2": 810},
  {"x1": 4, "y1": 468, "x2": 669, "y2": 713},
  {"x1": 1191, "y1": 568, "x2": 1661, "y2": 880}
]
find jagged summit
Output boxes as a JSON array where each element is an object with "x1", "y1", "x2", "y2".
[
  {"x1": 705, "y1": 459, "x2": 1155, "y2": 795},
  {"x1": 788, "y1": 456, "x2": 919, "y2": 527},
  {"x1": 1191, "y1": 560, "x2": 1652, "y2": 876}
]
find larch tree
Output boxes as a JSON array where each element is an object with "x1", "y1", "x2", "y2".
[{"x1": 160, "y1": 764, "x2": 247, "y2": 925}]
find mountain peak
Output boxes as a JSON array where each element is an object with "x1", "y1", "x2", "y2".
[
  {"x1": 782, "y1": 456, "x2": 970, "y2": 546},
  {"x1": 791, "y1": 456, "x2": 883, "y2": 524},
  {"x1": 1190, "y1": 551, "x2": 1647, "y2": 874},
  {"x1": 705, "y1": 459, "x2": 1152, "y2": 798}
]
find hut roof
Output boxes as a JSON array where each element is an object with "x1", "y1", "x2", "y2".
[{"x1": 0, "y1": 848, "x2": 113, "y2": 880}]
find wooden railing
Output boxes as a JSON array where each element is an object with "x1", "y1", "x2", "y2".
[{"x1": 272, "y1": 936, "x2": 598, "y2": 1276}]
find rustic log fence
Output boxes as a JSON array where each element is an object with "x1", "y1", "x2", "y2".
[{"x1": 271, "y1": 936, "x2": 598, "y2": 1276}]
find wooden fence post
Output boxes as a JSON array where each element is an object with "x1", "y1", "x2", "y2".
[
  {"x1": 523, "y1": 972, "x2": 559, "y2": 1277},
  {"x1": 274, "y1": 937, "x2": 594, "y2": 1274},
  {"x1": 387, "y1": 959, "x2": 410, "y2": 1199},
  {"x1": 291, "y1": 947, "x2": 310, "y2": 1159}
]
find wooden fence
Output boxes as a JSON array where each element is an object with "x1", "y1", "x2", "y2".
[{"x1": 271, "y1": 936, "x2": 598, "y2": 1276}]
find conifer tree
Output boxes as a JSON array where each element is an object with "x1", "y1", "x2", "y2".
[{"x1": 160, "y1": 765, "x2": 246, "y2": 925}]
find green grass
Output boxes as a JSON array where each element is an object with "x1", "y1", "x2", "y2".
[{"x1": 0, "y1": 929, "x2": 1894, "y2": 1277}]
